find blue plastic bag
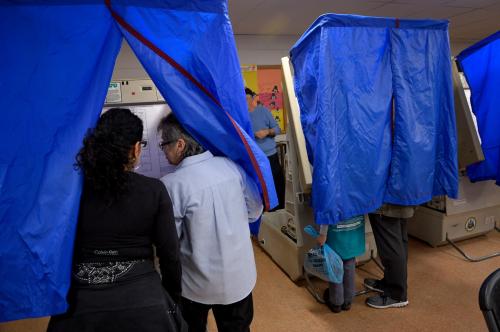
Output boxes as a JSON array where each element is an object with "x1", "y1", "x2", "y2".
[{"x1": 303, "y1": 225, "x2": 343, "y2": 283}]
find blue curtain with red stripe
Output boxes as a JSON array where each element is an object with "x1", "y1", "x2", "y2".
[
  {"x1": 0, "y1": 0, "x2": 275, "y2": 322},
  {"x1": 107, "y1": 0, "x2": 277, "y2": 211}
]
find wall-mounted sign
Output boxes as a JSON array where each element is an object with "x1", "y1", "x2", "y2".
[
  {"x1": 241, "y1": 64, "x2": 287, "y2": 133},
  {"x1": 105, "y1": 81, "x2": 122, "y2": 103}
]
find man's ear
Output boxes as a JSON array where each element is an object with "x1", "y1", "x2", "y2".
[{"x1": 177, "y1": 138, "x2": 186, "y2": 155}]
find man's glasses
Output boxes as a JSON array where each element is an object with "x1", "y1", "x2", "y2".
[
  {"x1": 158, "y1": 140, "x2": 174, "y2": 149},
  {"x1": 140, "y1": 140, "x2": 148, "y2": 148}
]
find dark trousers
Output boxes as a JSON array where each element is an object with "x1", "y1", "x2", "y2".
[
  {"x1": 180, "y1": 293, "x2": 253, "y2": 332},
  {"x1": 268, "y1": 153, "x2": 285, "y2": 210},
  {"x1": 369, "y1": 214, "x2": 408, "y2": 301}
]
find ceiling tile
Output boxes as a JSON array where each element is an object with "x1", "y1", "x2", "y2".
[
  {"x1": 231, "y1": 0, "x2": 390, "y2": 35},
  {"x1": 449, "y1": 8, "x2": 499, "y2": 28},
  {"x1": 406, "y1": 6, "x2": 475, "y2": 19},
  {"x1": 229, "y1": 0, "x2": 499, "y2": 44},
  {"x1": 391, "y1": 0, "x2": 450, "y2": 5},
  {"x1": 450, "y1": 18, "x2": 500, "y2": 40},
  {"x1": 228, "y1": 0, "x2": 267, "y2": 30},
  {"x1": 442, "y1": 0, "x2": 498, "y2": 8},
  {"x1": 365, "y1": 3, "x2": 422, "y2": 17}
]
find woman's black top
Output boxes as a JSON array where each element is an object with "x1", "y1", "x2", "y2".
[{"x1": 74, "y1": 171, "x2": 181, "y2": 300}]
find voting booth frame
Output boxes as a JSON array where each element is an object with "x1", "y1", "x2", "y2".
[{"x1": 257, "y1": 56, "x2": 500, "y2": 302}]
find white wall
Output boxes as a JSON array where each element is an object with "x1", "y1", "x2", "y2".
[
  {"x1": 112, "y1": 42, "x2": 148, "y2": 80},
  {"x1": 234, "y1": 35, "x2": 298, "y2": 65},
  {"x1": 111, "y1": 35, "x2": 474, "y2": 80},
  {"x1": 111, "y1": 35, "x2": 297, "y2": 80}
]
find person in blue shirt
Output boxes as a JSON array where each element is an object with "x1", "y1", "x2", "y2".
[{"x1": 245, "y1": 87, "x2": 285, "y2": 210}]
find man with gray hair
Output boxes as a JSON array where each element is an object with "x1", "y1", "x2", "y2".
[{"x1": 157, "y1": 113, "x2": 263, "y2": 332}]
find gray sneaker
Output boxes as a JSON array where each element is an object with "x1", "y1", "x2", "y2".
[
  {"x1": 366, "y1": 294, "x2": 409, "y2": 309},
  {"x1": 363, "y1": 278, "x2": 384, "y2": 293}
]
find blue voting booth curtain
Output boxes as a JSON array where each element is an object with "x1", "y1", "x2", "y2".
[
  {"x1": 0, "y1": 0, "x2": 274, "y2": 322},
  {"x1": 105, "y1": 0, "x2": 277, "y2": 224},
  {"x1": 457, "y1": 31, "x2": 500, "y2": 185},
  {"x1": 0, "y1": 3, "x2": 123, "y2": 321},
  {"x1": 290, "y1": 14, "x2": 458, "y2": 225}
]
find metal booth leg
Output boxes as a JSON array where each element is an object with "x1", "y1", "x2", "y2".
[
  {"x1": 446, "y1": 233, "x2": 500, "y2": 262},
  {"x1": 355, "y1": 250, "x2": 384, "y2": 296},
  {"x1": 355, "y1": 250, "x2": 384, "y2": 272},
  {"x1": 303, "y1": 268, "x2": 325, "y2": 303}
]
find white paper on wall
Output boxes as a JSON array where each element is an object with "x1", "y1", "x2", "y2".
[{"x1": 103, "y1": 103, "x2": 175, "y2": 179}]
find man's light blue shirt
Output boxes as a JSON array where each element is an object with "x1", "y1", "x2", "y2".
[
  {"x1": 160, "y1": 151, "x2": 263, "y2": 305},
  {"x1": 249, "y1": 106, "x2": 281, "y2": 156}
]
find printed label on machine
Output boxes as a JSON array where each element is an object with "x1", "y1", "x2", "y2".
[{"x1": 105, "y1": 82, "x2": 122, "y2": 103}]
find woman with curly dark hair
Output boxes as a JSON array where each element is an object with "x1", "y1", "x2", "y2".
[{"x1": 47, "y1": 108, "x2": 186, "y2": 332}]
